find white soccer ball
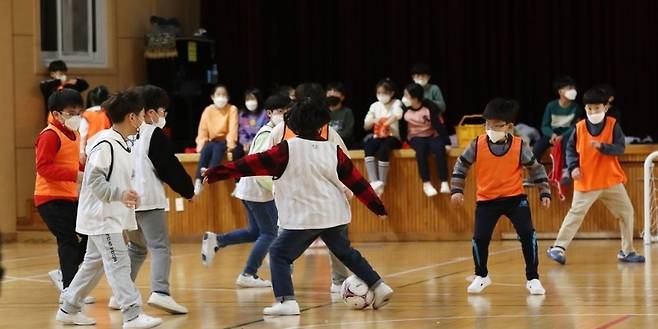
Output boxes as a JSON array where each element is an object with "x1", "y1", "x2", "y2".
[{"x1": 340, "y1": 275, "x2": 374, "y2": 309}]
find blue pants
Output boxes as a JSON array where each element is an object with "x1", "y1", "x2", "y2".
[
  {"x1": 269, "y1": 224, "x2": 382, "y2": 301},
  {"x1": 219, "y1": 200, "x2": 278, "y2": 275},
  {"x1": 196, "y1": 141, "x2": 227, "y2": 179}
]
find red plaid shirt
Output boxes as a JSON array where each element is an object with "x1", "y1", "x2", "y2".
[{"x1": 205, "y1": 139, "x2": 387, "y2": 216}]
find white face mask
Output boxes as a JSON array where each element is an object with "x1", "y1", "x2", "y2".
[
  {"x1": 376, "y1": 94, "x2": 391, "y2": 104},
  {"x1": 270, "y1": 113, "x2": 284, "y2": 125},
  {"x1": 245, "y1": 100, "x2": 258, "y2": 111},
  {"x1": 401, "y1": 96, "x2": 412, "y2": 107},
  {"x1": 63, "y1": 114, "x2": 81, "y2": 131},
  {"x1": 564, "y1": 89, "x2": 577, "y2": 101},
  {"x1": 486, "y1": 129, "x2": 507, "y2": 143},
  {"x1": 587, "y1": 111, "x2": 605, "y2": 124},
  {"x1": 213, "y1": 96, "x2": 228, "y2": 108},
  {"x1": 155, "y1": 116, "x2": 166, "y2": 129},
  {"x1": 414, "y1": 79, "x2": 428, "y2": 87},
  {"x1": 58, "y1": 74, "x2": 68, "y2": 83}
]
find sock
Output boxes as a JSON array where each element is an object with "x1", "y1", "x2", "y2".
[
  {"x1": 365, "y1": 156, "x2": 378, "y2": 182},
  {"x1": 378, "y1": 161, "x2": 390, "y2": 184}
]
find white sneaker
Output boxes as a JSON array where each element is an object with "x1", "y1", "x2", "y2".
[
  {"x1": 108, "y1": 296, "x2": 121, "y2": 310},
  {"x1": 56, "y1": 309, "x2": 96, "y2": 325},
  {"x1": 330, "y1": 283, "x2": 342, "y2": 294},
  {"x1": 370, "y1": 181, "x2": 385, "y2": 197},
  {"x1": 194, "y1": 178, "x2": 203, "y2": 195},
  {"x1": 467, "y1": 275, "x2": 492, "y2": 294},
  {"x1": 49, "y1": 269, "x2": 64, "y2": 292},
  {"x1": 372, "y1": 282, "x2": 394, "y2": 309},
  {"x1": 440, "y1": 182, "x2": 451, "y2": 194},
  {"x1": 526, "y1": 279, "x2": 546, "y2": 295},
  {"x1": 423, "y1": 182, "x2": 438, "y2": 197},
  {"x1": 201, "y1": 232, "x2": 219, "y2": 267},
  {"x1": 59, "y1": 291, "x2": 96, "y2": 305},
  {"x1": 263, "y1": 300, "x2": 300, "y2": 316},
  {"x1": 148, "y1": 292, "x2": 188, "y2": 314},
  {"x1": 235, "y1": 273, "x2": 272, "y2": 288},
  {"x1": 123, "y1": 314, "x2": 162, "y2": 329}
]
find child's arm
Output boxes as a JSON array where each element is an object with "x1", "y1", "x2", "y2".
[
  {"x1": 251, "y1": 129, "x2": 274, "y2": 191},
  {"x1": 387, "y1": 100, "x2": 404, "y2": 125},
  {"x1": 565, "y1": 130, "x2": 580, "y2": 177},
  {"x1": 35, "y1": 131, "x2": 80, "y2": 183},
  {"x1": 364, "y1": 105, "x2": 376, "y2": 130},
  {"x1": 521, "y1": 141, "x2": 551, "y2": 201},
  {"x1": 335, "y1": 147, "x2": 387, "y2": 216},
  {"x1": 195, "y1": 109, "x2": 210, "y2": 152},
  {"x1": 86, "y1": 143, "x2": 124, "y2": 203},
  {"x1": 430, "y1": 85, "x2": 447, "y2": 114},
  {"x1": 595, "y1": 122, "x2": 626, "y2": 155},
  {"x1": 450, "y1": 138, "x2": 477, "y2": 195},
  {"x1": 148, "y1": 128, "x2": 194, "y2": 199},
  {"x1": 540, "y1": 104, "x2": 555, "y2": 138},
  {"x1": 227, "y1": 106, "x2": 239, "y2": 151},
  {"x1": 204, "y1": 141, "x2": 289, "y2": 183}
]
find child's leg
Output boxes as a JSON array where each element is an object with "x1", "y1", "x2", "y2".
[
  {"x1": 532, "y1": 135, "x2": 551, "y2": 160},
  {"x1": 268, "y1": 229, "x2": 320, "y2": 301},
  {"x1": 376, "y1": 138, "x2": 401, "y2": 185},
  {"x1": 320, "y1": 225, "x2": 382, "y2": 288},
  {"x1": 133, "y1": 209, "x2": 172, "y2": 295},
  {"x1": 242, "y1": 200, "x2": 278, "y2": 276},
  {"x1": 196, "y1": 142, "x2": 215, "y2": 179},
  {"x1": 473, "y1": 202, "x2": 505, "y2": 278},
  {"x1": 127, "y1": 223, "x2": 148, "y2": 282},
  {"x1": 329, "y1": 251, "x2": 349, "y2": 286},
  {"x1": 364, "y1": 139, "x2": 382, "y2": 182},
  {"x1": 219, "y1": 200, "x2": 261, "y2": 247},
  {"x1": 60, "y1": 236, "x2": 105, "y2": 313},
  {"x1": 428, "y1": 137, "x2": 449, "y2": 181},
  {"x1": 409, "y1": 137, "x2": 431, "y2": 182},
  {"x1": 504, "y1": 198, "x2": 539, "y2": 280},
  {"x1": 209, "y1": 141, "x2": 228, "y2": 169},
  {"x1": 99, "y1": 233, "x2": 144, "y2": 322},
  {"x1": 553, "y1": 189, "x2": 601, "y2": 250},
  {"x1": 599, "y1": 184, "x2": 636, "y2": 255}
]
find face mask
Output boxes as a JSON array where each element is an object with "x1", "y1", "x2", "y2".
[
  {"x1": 564, "y1": 89, "x2": 577, "y2": 101},
  {"x1": 414, "y1": 79, "x2": 428, "y2": 87},
  {"x1": 213, "y1": 96, "x2": 228, "y2": 108},
  {"x1": 155, "y1": 117, "x2": 166, "y2": 129},
  {"x1": 377, "y1": 94, "x2": 391, "y2": 104},
  {"x1": 586, "y1": 111, "x2": 605, "y2": 124},
  {"x1": 326, "y1": 96, "x2": 341, "y2": 107},
  {"x1": 486, "y1": 129, "x2": 507, "y2": 143},
  {"x1": 270, "y1": 113, "x2": 284, "y2": 125},
  {"x1": 245, "y1": 100, "x2": 258, "y2": 111},
  {"x1": 63, "y1": 114, "x2": 81, "y2": 131},
  {"x1": 401, "y1": 97, "x2": 412, "y2": 107},
  {"x1": 58, "y1": 75, "x2": 68, "y2": 83}
]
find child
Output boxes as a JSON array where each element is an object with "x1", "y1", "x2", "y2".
[
  {"x1": 237, "y1": 88, "x2": 268, "y2": 158},
  {"x1": 203, "y1": 98, "x2": 394, "y2": 315},
  {"x1": 80, "y1": 86, "x2": 111, "y2": 163},
  {"x1": 194, "y1": 84, "x2": 239, "y2": 195},
  {"x1": 402, "y1": 83, "x2": 451, "y2": 196},
  {"x1": 363, "y1": 78, "x2": 404, "y2": 196},
  {"x1": 410, "y1": 62, "x2": 446, "y2": 114},
  {"x1": 451, "y1": 98, "x2": 551, "y2": 295},
  {"x1": 546, "y1": 87, "x2": 644, "y2": 265},
  {"x1": 40, "y1": 60, "x2": 89, "y2": 116},
  {"x1": 326, "y1": 82, "x2": 355, "y2": 145},
  {"x1": 531, "y1": 76, "x2": 581, "y2": 185},
  {"x1": 123, "y1": 85, "x2": 194, "y2": 314},
  {"x1": 34, "y1": 89, "x2": 94, "y2": 304},
  {"x1": 201, "y1": 94, "x2": 291, "y2": 288},
  {"x1": 56, "y1": 89, "x2": 162, "y2": 328}
]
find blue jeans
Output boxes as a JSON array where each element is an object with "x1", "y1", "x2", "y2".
[
  {"x1": 219, "y1": 200, "x2": 278, "y2": 275},
  {"x1": 409, "y1": 136, "x2": 449, "y2": 182},
  {"x1": 269, "y1": 224, "x2": 382, "y2": 301},
  {"x1": 196, "y1": 141, "x2": 227, "y2": 179}
]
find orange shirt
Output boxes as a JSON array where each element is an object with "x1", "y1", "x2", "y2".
[
  {"x1": 34, "y1": 124, "x2": 80, "y2": 204},
  {"x1": 82, "y1": 109, "x2": 111, "y2": 140},
  {"x1": 196, "y1": 104, "x2": 239, "y2": 150},
  {"x1": 574, "y1": 117, "x2": 626, "y2": 192},
  {"x1": 283, "y1": 124, "x2": 329, "y2": 141},
  {"x1": 475, "y1": 135, "x2": 525, "y2": 201}
]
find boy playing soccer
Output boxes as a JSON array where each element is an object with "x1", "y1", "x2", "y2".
[
  {"x1": 451, "y1": 98, "x2": 551, "y2": 295},
  {"x1": 56, "y1": 90, "x2": 162, "y2": 328},
  {"x1": 547, "y1": 87, "x2": 644, "y2": 265},
  {"x1": 203, "y1": 97, "x2": 394, "y2": 315}
]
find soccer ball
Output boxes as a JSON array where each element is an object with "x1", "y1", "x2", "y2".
[{"x1": 340, "y1": 275, "x2": 374, "y2": 309}]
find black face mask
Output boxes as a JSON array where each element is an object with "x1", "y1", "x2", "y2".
[{"x1": 326, "y1": 96, "x2": 342, "y2": 107}]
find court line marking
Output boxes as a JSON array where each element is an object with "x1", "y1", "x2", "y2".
[{"x1": 595, "y1": 314, "x2": 633, "y2": 329}]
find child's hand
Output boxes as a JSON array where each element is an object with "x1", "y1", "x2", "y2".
[
  {"x1": 201, "y1": 167, "x2": 210, "y2": 184},
  {"x1": 571, "y1": 168, "x2": 581, "y2": 180},
  {"x1": 445, "y1": 145, "x2": 452, "y2": 152},
  {"x1": 590, "y1": 141, "x2": 602, "y2": 149},
  {"x1": 451, "y1": 193, "x2": 464, "y2": 206},
  {"x1": 541, "y1": 197, "x2": 551, "y2": 208},
  {"x1": 121, "y1": 190, "x2": 139, "y2": 208}
]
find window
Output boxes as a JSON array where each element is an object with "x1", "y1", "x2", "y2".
[{"x1": 40, "y1": 0, "x2": 108, "y2": 68}]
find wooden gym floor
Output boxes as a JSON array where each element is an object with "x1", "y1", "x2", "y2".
[{"x1": 1, "y1": 239, "x2": 657, "y2": 329}]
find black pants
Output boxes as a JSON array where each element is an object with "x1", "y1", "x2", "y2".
[
  {"x1": 409, "y1": 136, "x2": 449, "y2": 182},
  {"x1": 364, "y1": 137, "x2": 401, "y2": 161},
  {"x1": 472, "y1": 196, "x2": 538, "y2": 280},
  {"x1": 532, "y1": 135, "x2": 568, "y2": 162},
  {"x1": 37, "y1": 200, "x2": 88, "y2": 289}
]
